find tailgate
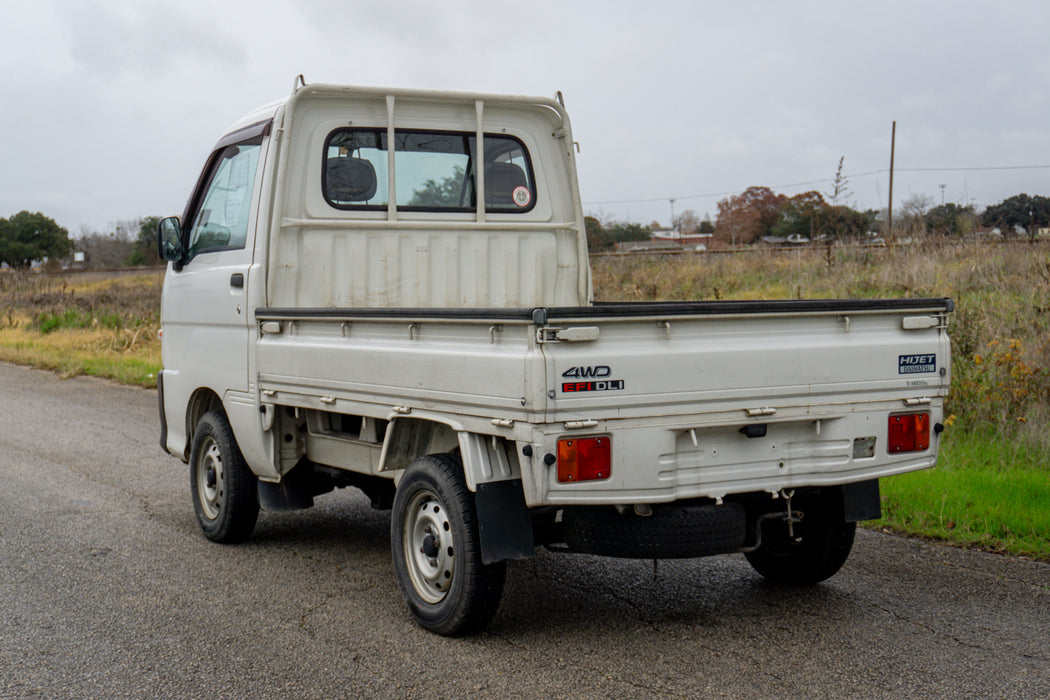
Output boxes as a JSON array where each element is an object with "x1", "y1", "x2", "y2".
[{"x1": 539, "y1": 299, "x2": 952, "y2": 422}]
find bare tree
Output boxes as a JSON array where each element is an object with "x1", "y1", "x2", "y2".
[
  {"x1": 827, "y1": 156, "x2": 853, "y2": 206},
  {"x1": 898, "y1": 194, "x2": 935, "y2": 237},
  {"x1": 673, "y1": 209, "x2": 699, "y2": 233},
  {"x1": 75, "y1": 220, "x2": 137, "y2": 269}
]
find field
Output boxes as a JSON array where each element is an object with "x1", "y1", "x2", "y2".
[
  {"x1": 1, "y1": 241, "x2": 1047, "y2": 559},
  {"x1": 0, "y1": 270, "x2": 162, "y2": 386}
]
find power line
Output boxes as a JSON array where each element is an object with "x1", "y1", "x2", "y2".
[
  {"x1": 582, "y1": 164, "x2": 1050, "y2": 206},
  {"x1": 898, "y1": 164, "x2": 1050, "y2": 172}
]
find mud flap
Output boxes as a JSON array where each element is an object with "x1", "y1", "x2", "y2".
[
  {"x1": 475, "y1": 479, "x2": 535, "y2": 564},
  {"x1": 157, "y1": 372, "x2": 168, "y2": 452},
  {"x1": 842, "y1": 479, "x2": 881, "y2": 522}
]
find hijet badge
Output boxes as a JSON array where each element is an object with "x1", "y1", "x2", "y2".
[
  {"x1": 898, "y1": 354, "x2": 936, "y2": 374},
  {"x1": 561, "y1": 365, "x2": 625, "y2": 393}
]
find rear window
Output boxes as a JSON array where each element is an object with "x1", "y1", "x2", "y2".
[{"x1": 323, "y1": 128, "x2": 535, "y2": 213}]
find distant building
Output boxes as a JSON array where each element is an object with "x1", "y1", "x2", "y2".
[
  {"x1": 649, "y1": 227, "x2": 713, "y2": 249},
  {"x1": 615, "y1": 239, "x2": 680, "y2": 253}
]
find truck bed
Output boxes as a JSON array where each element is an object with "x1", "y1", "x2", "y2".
[{"x1": 254, "y1": 297, "x2": 952, "y2": 504}]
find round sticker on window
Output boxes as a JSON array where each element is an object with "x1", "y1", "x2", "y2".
[{"x1": 512, "y1": 186, "x2": 532, "y2": 207}]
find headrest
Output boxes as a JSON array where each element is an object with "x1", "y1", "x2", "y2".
[
  {"x1": 326, "y1": 156, "x2": 378, "y2": 203},
  {"x1": 485, "y1": 162, "x2": 528, "y2": 206}
]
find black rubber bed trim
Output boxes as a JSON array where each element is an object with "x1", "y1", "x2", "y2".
[{"x1": 256, "y1": 297, "x2": 953, "y2": 323}]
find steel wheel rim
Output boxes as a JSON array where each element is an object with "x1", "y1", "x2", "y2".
[
  {"x1": 402, "y1": 489, "x2": 455, "y2": 604},
  {"x1": 196, "y1": 436, "x2": 224, "y2": 521}
]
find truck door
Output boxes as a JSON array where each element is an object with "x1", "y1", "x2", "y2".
[{"x1": 162, "y1": 134, "x2": 265, "y2": 397}]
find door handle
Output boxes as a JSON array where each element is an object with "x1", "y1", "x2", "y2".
[{"x1": 230, "y1": 273, "x2": 244, "y2": 288}]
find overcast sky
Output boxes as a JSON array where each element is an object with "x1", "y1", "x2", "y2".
[{"x1": 3, "y1": 0, "x2": 1049, "y2": 234}]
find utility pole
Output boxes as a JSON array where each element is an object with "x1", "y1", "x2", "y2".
[
  {"x1": 887, "y1": 121, "x2": 896, "y2": 241},
  {"x1": 939, "y1": 184, "x2": 946, "y2": 205},
  {"x1": 669, "y1": 198, "x2": 676, "y2": 235}
]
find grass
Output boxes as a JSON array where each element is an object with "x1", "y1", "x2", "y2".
[
  {"x1": 875, "y1": 430, "x2": 1050, "y2": 560},
  {"x1": 0, "y1": 270, "x2": 162, "y2": 387},
  {"x1": 0, "y1": 325, "x2": 160, "y2": 386},
  {"x1": 1, "y1": 243, "x2": 1048, "y2": 560}
]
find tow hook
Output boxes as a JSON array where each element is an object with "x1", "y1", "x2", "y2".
[
  {"x1": 741, "y1": 490, "x2": 806, "y2": 553},
  {"x1": 779, "y1": 489, "x2": 803, "y2": 542}
]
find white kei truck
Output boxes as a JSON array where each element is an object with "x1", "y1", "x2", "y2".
[{"x1": 157, "y1": 81, "x2": 953, "y2": 635}]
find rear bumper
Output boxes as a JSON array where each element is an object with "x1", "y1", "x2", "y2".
[{"x1": 522, "y1": 404, "x2": 943, "y2": 506}]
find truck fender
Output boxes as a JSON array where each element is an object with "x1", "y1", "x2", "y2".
[
  {"x1": 378, "y1": 417, "x2": 459, "y2": 474},
  {"x1": 380, "y1": 422, "x2": 535, "y2": 562}
]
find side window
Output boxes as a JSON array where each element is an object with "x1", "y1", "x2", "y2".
[
  {"x1": 482, "y1": 136, "x2": 533, "y2": 211},
  {"x1": 186, "y1": 138, "x2": 262, "y2": 258},
  {"x1": 322, "y1": 129, "x2": 535, "y2": 213}
]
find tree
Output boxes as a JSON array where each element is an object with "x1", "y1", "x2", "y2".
[
  {"x1": 606, "y1": 221, "x2": 651, "y2": 244},
  {"x1": 771, "y1": 191, "x2": 826, "y2": 240},
  {"x1": 698, "y1": 215, "x2": 715, "y2": 234},
  {"x1": 898, "y1": 194, "x2": 935, "y2": 237},
  {"x1": 925, "y1": 203, "x2": 975, "y2": 237},
  {"x1": 125, "y1": 216, "x2": 164, "y2": 266},
  {"x1": 584, "y1": 216, "x2": 607, "y2": 252},
  {"x1": 714, "y1": 186, "x2": 787, "y2": 245},
  {"x1": 673, "y1": 209, "x2": 699, "y2": 233},
  {"x1": 408, "y1": 165, "x2": 466, "y2": 207},
  {"x1": 0, "y1": 211, "x2": 73, "y2": 269},
  {"x1": 76, "y1": 222, "x2": 134, "y2": 269},
  {"x1": 770, "y1": 191, "x2": 869, "y2": 242},
  {"x1": 982, "y1": 194, "x2": 1050, "y2": 238},
  {"x1": 823, "y1": 205, "x2": 871, "y2": 239},
  {"x1": 582, "y1": 217, "x2": 650, "y2": 251}
]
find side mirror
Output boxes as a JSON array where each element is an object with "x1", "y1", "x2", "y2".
[{"x1": 157, "y1": 217, "x2": 184, "y2": 263}]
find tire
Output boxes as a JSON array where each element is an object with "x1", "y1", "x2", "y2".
[
  {"x1": 744, "y1": 492, "x2": 856, "y2": 586},
  {"x1": 563, "y1": 502, "x2": 746, "y2": 559},
  {"x1": 391, "y1": 453, "x2": 506, "y2": 635},
  {"x1": 189, "y1": 410, "x2": 259, "y2": 543}
]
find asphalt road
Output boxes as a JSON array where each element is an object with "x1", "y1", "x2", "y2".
[{"x1": 1, "y1": 361, "x2": 1047, "y2": 699}]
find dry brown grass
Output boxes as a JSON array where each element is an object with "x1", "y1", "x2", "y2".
[
  {"x1": 0, "y1": 270, "x2": 162, "y2": 386},
  {"x1": 592, "y1": 240, "x2": 1050, "y2": 451}
]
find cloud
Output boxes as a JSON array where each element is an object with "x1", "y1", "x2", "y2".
[{"x1": 59, "y1": 1, "x2": 248, "y2": 78}]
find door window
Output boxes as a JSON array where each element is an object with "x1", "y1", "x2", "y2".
[{"x1": 186, "y1": 138, "x2": 262, "y2": 259}]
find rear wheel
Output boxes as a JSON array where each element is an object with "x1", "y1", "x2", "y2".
[
  {"x1": 391, "y1": 453, "x2": 505, "y2": 635},
  {"x1": 744, "y1": 492, "x2": 855, "y2": 586},
  {"x1": 189, "y1": 410, "x2": 259, "y2": 543}
]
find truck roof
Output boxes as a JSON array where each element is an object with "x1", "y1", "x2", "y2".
[{"x1": 217, "y1": 83, "x2": 568, "y2": 149}]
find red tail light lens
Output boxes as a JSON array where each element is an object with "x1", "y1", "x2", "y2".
[
  {"x1": 557, "y1": 436, "x2": 611, "y2": 482},
  {"x1": 888, "y1": 412, "x2": 930, "y2": 453}
]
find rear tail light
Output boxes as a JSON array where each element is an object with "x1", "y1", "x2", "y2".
[
  {"x1": 888, "y1": 412, "x2": 930, "y2": 453},
  {"x1": 557, "y1": 436, "x2": 611, "y2": 482}
]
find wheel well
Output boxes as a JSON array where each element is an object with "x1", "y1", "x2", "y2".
[
  {"x1": 183, "y1": 389, "x2": 224, "y2": 461},
  {"x1": 379, "y1": 417, "x2": 458, "y2": 473}
]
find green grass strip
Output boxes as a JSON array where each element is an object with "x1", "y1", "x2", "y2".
[
  {"x1": 873, "y1": 430, "x2": 1050, "y2": 560},
  {"x1": 0, "y1": 339, "x2": 160, "y2": 388}
]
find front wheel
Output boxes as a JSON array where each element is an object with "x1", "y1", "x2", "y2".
[
  {"x1": 744, "y1": 492, "x2": 856, "y2": 586},
  {"x1": 189, "y1": 410, "x2": 259, "y2": 543},
  {"x1": 391, "y1": 454, "x2": 505, "y2": 635}
]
